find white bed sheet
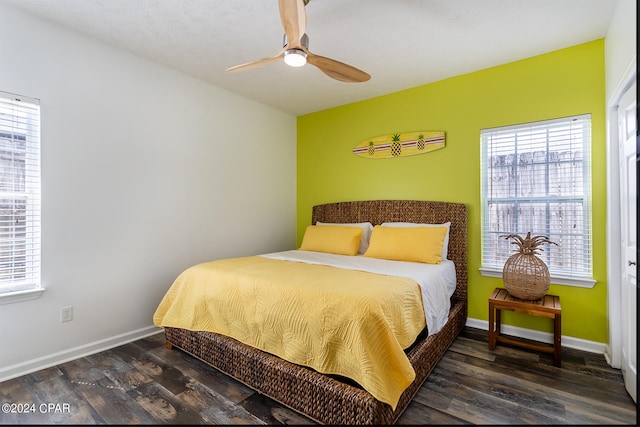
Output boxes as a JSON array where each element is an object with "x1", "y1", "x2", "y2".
[{"x1": 260, "y1": 250, "x2": 457, "y2": 336}]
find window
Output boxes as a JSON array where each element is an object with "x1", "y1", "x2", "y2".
[
  {"x1": 480, "y1": 114, "x2": 595, "y2": 287},
  {"x1": 0, "y1": 91, "x2": 41, "y2": 302}
]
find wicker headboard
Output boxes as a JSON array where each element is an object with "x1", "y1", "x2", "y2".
[{"x1": 312, "y1": 200, "x2": 468, "y2": 303}]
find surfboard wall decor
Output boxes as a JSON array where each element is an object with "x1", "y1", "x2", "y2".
[{"x1": 352, "y1": 131, "x2": 445, "y2": 159}]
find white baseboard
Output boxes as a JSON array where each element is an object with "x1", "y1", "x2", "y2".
[
  {"x1": 466, "y1": 317, "x2": 607, "y2": 355},
  {"x1": 0, "y1": 320, "x2": 609, "y2": 384},
  {"x1": 0, "y1": 325, "x2": 163, "y2": 383}
]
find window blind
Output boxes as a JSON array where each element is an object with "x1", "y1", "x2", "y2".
[
  {"x1": 480, "y1": 114, "x2": 592, "y2": 281},
  {"x1": 0, "y1": 91, "x2": 41, "y2": 295}
]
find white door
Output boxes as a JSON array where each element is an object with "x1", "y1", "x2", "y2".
[{"x1": 618, "y1": 79, "x2": 636, "y2": 403}]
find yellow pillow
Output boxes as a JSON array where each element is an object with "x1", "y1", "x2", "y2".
[
  {"x1": 364, "y1": 225, "x2": 447, "y2": 264},
  {"x1": 299, "y1": 225, "x2": 363, "y2": 256}
]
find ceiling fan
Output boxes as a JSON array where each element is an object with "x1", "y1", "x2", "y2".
[{"x1": 226, "y1": 0, "x2": 370, "y2": 83}]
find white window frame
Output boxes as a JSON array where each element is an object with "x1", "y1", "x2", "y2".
[
  {"x1": 479, "y1": 114, "x2": 596, "y2": 288},
  {"x1": 0, "y1": 91, "x2": 43, "y2": 304}
]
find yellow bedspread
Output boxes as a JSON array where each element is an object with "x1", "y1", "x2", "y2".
[{"x1": 153, "y1": 256, "x2": 426, "y2": 409}]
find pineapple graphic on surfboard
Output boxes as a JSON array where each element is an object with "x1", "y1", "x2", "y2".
[{"x1": 353, "y1": 131, "x2": 445, "y2": 159}]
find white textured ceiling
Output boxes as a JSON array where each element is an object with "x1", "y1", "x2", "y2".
[{"x1": 3, "y1": 0, "x2": 617, "y2": 116}]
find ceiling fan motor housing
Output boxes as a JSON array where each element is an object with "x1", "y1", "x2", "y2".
[{"x1": 283, "y1": 32, "x2": 309, "y2": 49}]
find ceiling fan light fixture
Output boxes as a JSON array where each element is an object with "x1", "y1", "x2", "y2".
[{"x1": 283, "y1": 49, "x2": 307, "y2": 67}]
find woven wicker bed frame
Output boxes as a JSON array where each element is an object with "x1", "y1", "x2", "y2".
[{"x1": 164, "y1": 200, "x2": 468, "y2": 425}]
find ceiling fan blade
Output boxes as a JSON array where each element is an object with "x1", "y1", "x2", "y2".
[
  {"x1": 226, "y1": 50, "x2": 285, "y2": 73},
  {"x1": 278, "y1": 0, "x2": 306, "y2": 48},
  {"x1": 305, "y1": 50, "x2": 371, "y2": 83}
]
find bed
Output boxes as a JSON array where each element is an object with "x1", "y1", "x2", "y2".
[{"x1": 155, "y1": 200, "x2": 467, "y2": 425}]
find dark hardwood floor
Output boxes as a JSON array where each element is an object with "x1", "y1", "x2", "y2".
[{"x1": 0, "y1": 327, "x2": 636, "y2": 425}]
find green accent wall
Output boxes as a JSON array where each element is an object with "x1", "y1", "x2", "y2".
[{"x1": 296, "y1": 40, "x2": 607, "y2": 343}]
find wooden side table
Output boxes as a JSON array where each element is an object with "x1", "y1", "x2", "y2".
[{"x1": 488, "y1": 287, "x2": 562, "y2": 367}]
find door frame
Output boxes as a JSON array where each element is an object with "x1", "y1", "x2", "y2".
[{"x1": 605, "y1": 56, "x2": 637, "y2": 369}]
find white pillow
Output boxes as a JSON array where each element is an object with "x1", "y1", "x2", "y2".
[
  {"x1": 316, "y1": 221, "x2": 374, "y2": 254},
  {"x1": 380, "y1": 221, "x2": 451, "y2": 260}
]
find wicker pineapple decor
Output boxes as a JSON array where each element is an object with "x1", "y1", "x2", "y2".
[{"x1": 502, "y1": 232, "x2": 558, "y2": 300}]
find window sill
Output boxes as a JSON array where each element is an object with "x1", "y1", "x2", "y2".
[
  {"x1": 479, "y1": 268, "x2": 596, "y2": 288},
  {"x1": 0, "y1": 288, "x2": 46, "y2": 305}
]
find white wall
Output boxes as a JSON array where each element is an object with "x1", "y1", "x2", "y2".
[
  {"x1": 0, "y1": 3, "x2": 297, "y2": 379},
  {"x1": 604, "y1": 0, "x2": 636, "y2": 97}
]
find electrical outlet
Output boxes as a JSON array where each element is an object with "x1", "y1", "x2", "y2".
[{"x1": 60, "y1": 306, "x2": 73, "y2": 322}]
